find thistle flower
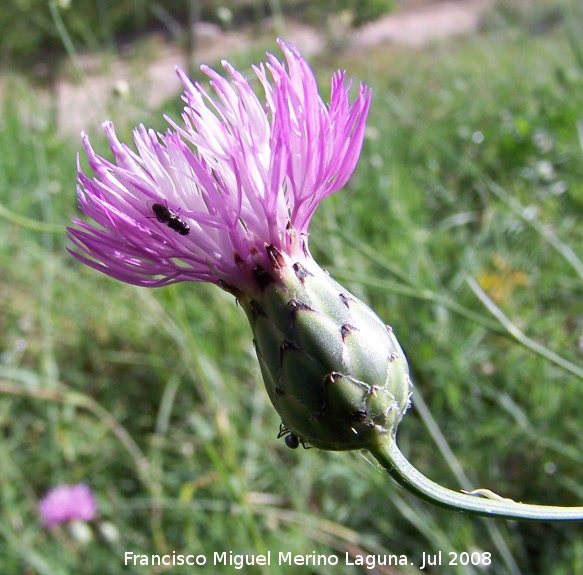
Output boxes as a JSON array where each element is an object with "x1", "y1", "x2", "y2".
[
  {"x1": 68, "y1": 39, "x2": 412, "y2": 453},
  {"x1": 68, "y1": 40, "x2": 370, "y2": 294},
  {"x1": 68, "y1": 41, "x2": 583, "y2": 521},
  {"x1": 38, "y1": 483, "x2": 97, "y2": 529}
]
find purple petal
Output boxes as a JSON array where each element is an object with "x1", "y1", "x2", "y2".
[{"x1": 68, "y1": 39, "x2": 371, "y2": 293}]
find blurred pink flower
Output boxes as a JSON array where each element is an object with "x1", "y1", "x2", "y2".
[
  {"x1": 38, "y1": 483, "x2": 97, "y2": 529},
  {"x1": 67, "y1": 39, "x2": 371, "y2": 295}
]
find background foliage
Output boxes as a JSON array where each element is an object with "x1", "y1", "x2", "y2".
[
  {"x1": 1, "y1": 0, "x2": 582, "y2": 573},
  {"x1": 1, "y1": 0, "x2": 394, "y2": 69}
]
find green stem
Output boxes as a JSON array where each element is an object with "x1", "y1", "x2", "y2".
[{"x1": 369, "y1": 438, "x2": 583, "y2": 521}]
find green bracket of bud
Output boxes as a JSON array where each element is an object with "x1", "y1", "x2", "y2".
[{"x1": 241, "y1": 247, "x2": 413, "y2": 452}]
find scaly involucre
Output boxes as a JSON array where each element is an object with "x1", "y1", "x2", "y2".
[{"x1": 67, "y1": 39, "x2": 371, "y2": 293}]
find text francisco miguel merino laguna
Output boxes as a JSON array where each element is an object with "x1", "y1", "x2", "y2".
[{"x1": 124, "y1": 550, "x2": 414, "y2": 570}]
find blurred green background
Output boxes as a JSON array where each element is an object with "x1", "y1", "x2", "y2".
[{"x1": 1, "y1": 0, "x2": 582, "y2": 573}]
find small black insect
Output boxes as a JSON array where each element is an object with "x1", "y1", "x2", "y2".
[
  {"x1": 277, "y1": 422, "x2": 309, "y2": 450},
  {"x1": 150, "y1": 202, "x2": 190, "y2": 236},
  {"x1": 284, "y1": 433, "x2": 300, "y2": 449}
]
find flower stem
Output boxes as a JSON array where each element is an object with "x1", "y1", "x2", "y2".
[{"x1": 369, "y1": 438, "x2": 583, "y2": 521}]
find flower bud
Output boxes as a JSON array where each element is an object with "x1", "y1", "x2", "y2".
[{"x1": 240, "y1": 244, "x2": 412, "y2": 451}]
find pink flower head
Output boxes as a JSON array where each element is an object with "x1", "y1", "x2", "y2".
[
  {"x1": 38, "y1": 483, "x2": 97, "y2": 529},
  {"x1": 67, "y1": 39, "x2": 371, "y2": 294}
]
